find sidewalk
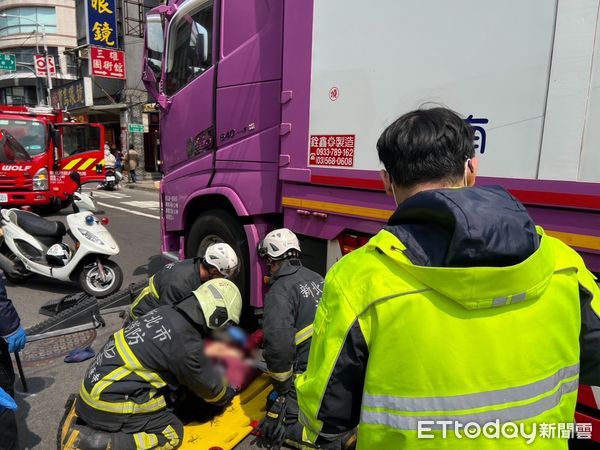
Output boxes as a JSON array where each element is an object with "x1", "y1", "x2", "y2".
[{"x1": 124, "y1": 179, "x2": 160, "y2": 192}]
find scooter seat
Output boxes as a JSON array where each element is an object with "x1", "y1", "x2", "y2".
[{"x1": 13, "y1": 210, "x2": 66, "y2": 241}]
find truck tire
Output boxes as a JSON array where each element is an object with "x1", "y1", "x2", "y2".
[{"x1": 186, "y1": 210, "x2": 250, "y2": 314}]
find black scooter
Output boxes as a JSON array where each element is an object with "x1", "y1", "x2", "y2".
[{"x1": 102, "y1": 167, "x2": 120, "y2": 191}]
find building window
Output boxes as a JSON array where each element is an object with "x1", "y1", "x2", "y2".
[
  {"x1": 0, "y1": 86, "x2": 38, "y2": 106},
  {"x1": 0, "y1": 7, "x2": 57, "y2": 37}
]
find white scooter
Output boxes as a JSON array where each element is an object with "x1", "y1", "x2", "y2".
[{"x1": 0, "y1": 172, "x2": 123, "y2": 298}]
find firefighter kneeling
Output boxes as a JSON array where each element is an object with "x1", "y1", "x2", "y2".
[{"x1": 65, "y1": 278, "x2": 242, "y2": 450}]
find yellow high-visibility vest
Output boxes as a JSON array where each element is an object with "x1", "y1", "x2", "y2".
[{"x1": 297, "y1": 227, "x2": 598, "y2": 449}]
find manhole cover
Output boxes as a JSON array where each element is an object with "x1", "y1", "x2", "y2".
[{"x1": 20, "y1": 329, "x2": 97, "y2": 364}]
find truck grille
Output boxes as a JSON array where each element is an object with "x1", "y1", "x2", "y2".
[{"x1": 0, "y1": 177, "x2": 33, "y2": 191}]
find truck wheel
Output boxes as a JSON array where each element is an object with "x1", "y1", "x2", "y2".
[
  {"x1": 79, "y1": 260, "x2": 123, "y2": 298},
  {"x1": 186, "y1": 210, "x2": 250, "y2": 313}
]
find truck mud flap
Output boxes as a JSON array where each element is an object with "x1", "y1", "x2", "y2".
[{"x1": 27, "y1": 281, "x2": 146, "y2": 341}]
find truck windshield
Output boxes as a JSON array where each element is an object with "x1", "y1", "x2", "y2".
[
  {"x1": 0, "y1": 128, "x2": 32, "y2": 162},
  {"x1": 0, "y1": 119, "x2": 45, "y2": 156}
]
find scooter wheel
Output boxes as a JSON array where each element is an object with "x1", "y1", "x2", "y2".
[{"x1": 80, "y1": 260, "x2": 123, "y2": 298}]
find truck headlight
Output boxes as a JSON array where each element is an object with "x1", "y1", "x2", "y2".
[{"x1": 33, "y1": 168, "x2": 49, "y2": 191}]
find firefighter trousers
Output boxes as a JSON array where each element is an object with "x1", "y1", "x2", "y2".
[{"x1": 75, "y1": 400, "x2": 183, "y2": 450}]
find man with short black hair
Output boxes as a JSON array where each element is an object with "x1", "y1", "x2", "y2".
[{"x1": 297, "y1": 107, "x2": 600, "y2": 449}]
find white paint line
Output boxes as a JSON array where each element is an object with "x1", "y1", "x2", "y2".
[
  {"x1": 92, "y1": 191, "x2": 131, "y2": 199},
  {"x1": 121, "y1": 200, "x2": 160, "y2": 210},
  {"x1": 97, "y1": 202, "x2": 160, "y2": 220}
]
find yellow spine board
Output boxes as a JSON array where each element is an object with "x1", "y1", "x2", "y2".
[{"x1": 180, "y1": 374, "x2": 273, "y2": 450}]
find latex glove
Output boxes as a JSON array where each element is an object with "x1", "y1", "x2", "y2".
[
  {"x1": 4, "y1": 326, "x2": 26, "y2": 353},
  {"x1": 226, "y1": 326, "x2": 248, "y2": 347},
  {"x1": 0, "y1": 387, "x2": 17, "y2": 412}
]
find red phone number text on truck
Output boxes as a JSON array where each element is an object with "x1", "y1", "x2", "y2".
[{"x1": 309, "y1": 134, "x2": 355, "y2": 167}]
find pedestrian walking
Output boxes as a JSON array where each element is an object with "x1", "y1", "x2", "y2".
[
  {"x1": 126, "y1": 144, "x2": 139, "y2": 183},
  {"x1": 296, "y1": 107, "x2": 600, "y2": 449}
]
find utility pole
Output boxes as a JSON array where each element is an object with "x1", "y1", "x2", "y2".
[{"x1": 40, "y1": 24, "x2": 53, "y2": 106}]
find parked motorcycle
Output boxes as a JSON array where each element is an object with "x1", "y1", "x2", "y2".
[
  {"x1": 103, "y1": 167, "x2": 119, "y2": 191},
  {"x1": 0, "y1": 172, "x2": 123, "y2": 298}
]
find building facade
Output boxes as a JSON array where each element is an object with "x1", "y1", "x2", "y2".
[
  {"x1": 66, "y1": 0, "x2": 161, "y2": 178},
  {"x1": 0, "y1": 0, "x2": 78, "y2": 105}
]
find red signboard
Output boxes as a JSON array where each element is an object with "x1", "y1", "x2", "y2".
[
  {"x1": 34, "y1": 55, "x2": 56, "y2": 77},
  {"x1": 309, "y1": 135, "x2": 355, "y2": 167},
  {"x1": 90, "y1": 46, "x2": 126, "y2": 79}
]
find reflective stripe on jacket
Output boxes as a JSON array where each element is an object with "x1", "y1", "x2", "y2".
[
  {"x1": 78, "y1": 300, "x2": 228, "y2": 418},
  {"x1": 296, "y1": 227, "x2": 595, "y2": 449},
  {"x1": 263, "y1": 260, "x2": 323, "y2": 387}
]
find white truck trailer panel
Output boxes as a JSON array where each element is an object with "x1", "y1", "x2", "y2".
[
  {"x1": 579, "y1": 1, "x2": 600, "y2": 182},
  {"x1": 307, "y1": 0, "x2": 600, "y2": 183}
]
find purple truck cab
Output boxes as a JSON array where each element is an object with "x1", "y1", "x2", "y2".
[{"x1": 143, "y1": 0, "x2": 600, "y2": 317}]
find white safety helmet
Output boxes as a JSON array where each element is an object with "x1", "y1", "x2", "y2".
[
  {"x1": 258, "y1": 228, "x2": 301, "y2": 260},
  {"x1": 46, "y1": 243, "x2": 72, "y2": 267},
  {"x1": 193, "y1": 278, "x2": 242, "y2": 329},
  {"x1": 203, "y1": 243, "x2": 239, "y2": 278}
]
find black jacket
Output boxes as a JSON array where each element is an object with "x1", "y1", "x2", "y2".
[
  {"x1": 130, "y1": 258, "x2": 203, "y2": 320},
  {"x1": 0, "y1": 273, "x2": 20, "y2": 342},
  {"x1": 263, "y1": 259, "x2": 323, "y2": 391},
  {"x1": 78, "y1": 294, "x2": 231, "y2": 422}
]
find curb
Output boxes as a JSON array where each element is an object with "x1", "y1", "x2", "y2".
[{"x1": 124, "y1": 182, "x2": 160, "y2": 193}]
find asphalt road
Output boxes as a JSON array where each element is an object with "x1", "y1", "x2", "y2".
[
  {"x1": 7, "y1": 184, "x2": 259, "y2": 450},
  {"x1": 8, "y1": 184, "x2": 165, "y2": 449}
]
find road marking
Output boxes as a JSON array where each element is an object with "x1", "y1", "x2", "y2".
[
  {"x1": 97, "y1": 202, "x2": 160, "y2": 220},
  {"x1": 121, "y1": 200, "x2": 160, "y2": 210},
  {"x1": 92, "y1": 191, "x2": 131, "y2": 199}
]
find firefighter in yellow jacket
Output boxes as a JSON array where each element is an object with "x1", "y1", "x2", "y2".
[{"x1": 296, "y1": 107, "x2": 600, "y2": 449}]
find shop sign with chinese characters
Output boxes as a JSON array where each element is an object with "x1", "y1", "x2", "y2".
[
  {"x1": 50, "y1": 78, "x2": 93, "y2": 111},
  {"x1": 90, "y1": 47, "x2": 126, "y2": 79},
  {"x1": 86, "y1": 0, "x2": 118, "y2": 48}
]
